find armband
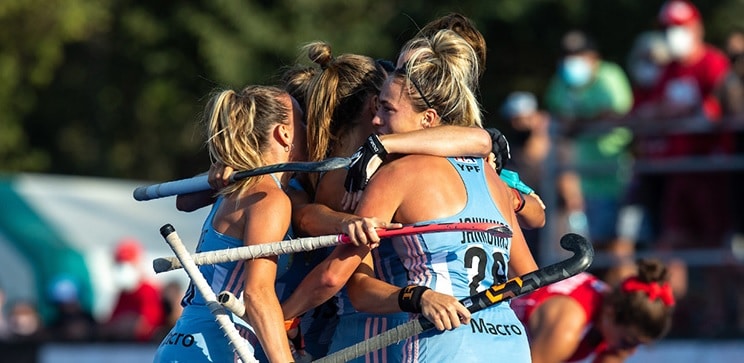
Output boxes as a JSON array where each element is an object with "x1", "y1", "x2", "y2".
[
  {"x1": 284, "y1": 317, "x2": 301, "y2": 331},
  {"x1": 398, "y1": 285, "x2": 431, "y2": 313},
  {"x1": 512, "y1": 188, "x2": 526, "y2": 213}
]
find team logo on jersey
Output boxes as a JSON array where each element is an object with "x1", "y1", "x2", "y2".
[
  {"x1": 471, "y1": 318, "x2": 524, "y2": 336},
  {"x1": 454, "y1": 157, "x2": 481, "y2": 173},
  {"x1": 161, "y1": 331, "x2": 195, "y2": 347},
  {"x1": 454, "y1": 156, "x2": 477, "y2": 163}
]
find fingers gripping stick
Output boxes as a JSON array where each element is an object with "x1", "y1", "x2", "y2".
[
  {"x1": 153, "y1": 222, "x2": 512, "y2": 273},
  {"x1": 133, "y1": 157, "x2": 351, "y2": 201},
  {"x1": 315, "y1": 233, "x2": 594, "y2": 363},
  {"x1": 159, "y1": 224, "x2": 258, "y2": 363}
]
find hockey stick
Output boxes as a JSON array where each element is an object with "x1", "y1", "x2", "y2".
[
  {"x1": 153, "y1": 222, "x2": 512, "y2": 273},
  {"x1": 218, "y1": 291, "x2": 246, "y2": 317},
  {"x1": 159, "y1": 224, "x2": 258, "y2": 363},
  {"x1": 315, "y1": 232, "x2": 594, "y2": 363},
  {"x1": 133, "y1": 157, "x2": 351, "y2": 201}
]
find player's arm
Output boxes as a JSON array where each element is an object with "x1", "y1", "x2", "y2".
[
  {"x1": 517, "y1": 192, "x2": 546, "y2": 229},
  {"x1": 241, "y1": 188, "x2": 293, "y2": 362},
  {"x1": 175, "y1": 163, "x2": 233, "y2": 212},
  {"x1": 379, "y1": 125, "x2": 491, "y2": 157},
  {"x1": 346, "y1": 160, "x2": 471, "y2": 331},
  {"x1": 293, "y1": 169, "x2": 398, "y2": 242},
  {"x1": 346, "y1": 252, "x2": 471, "y2": 331},
  {"x1": 528, "y1": 296, "x2": 587, "y2": 363}
]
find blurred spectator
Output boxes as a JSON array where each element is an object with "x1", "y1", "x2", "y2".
[
  {"x1": 0, "y1": 288, "x2": 10, "y2": 341},
  {"x1": 502, "y1": 92, "x2": 551, "y2": 190},
  {"x1": 152, "y1": 280, "x2": 184, "y2": 342},
  {"x1": 720, "y1": 28, "x2": 744, "y2": 117},
  {"x1": 725, "y1": 27, "x2": 744, "y2": 245},
  {"x1": 103, "y1": 237, "x2": 165, "y2": 342},
  {"x1": 46, "y1": 274, "x2": 99, "y2": 342},
  {"x1": 726, "y1": 27, "x2": 744, "y2": 82},
  {"x1": 501, "y1": 91, "x2": 552, "y2": 252},
  {"x1": 544, "y1": 29, "x2": 635, "y2": 285},
  {"x1": 628, "y1": 31, "x2": 673, "y2": 115},
  {"x1": 646, "y1": 0, "x2": 732, "y2": 121},
  {"x1": 6, "y1": 299, "x2": 47, "y2": 342},
  {"x1": 646, "y1": 0, "x2": 737, "y2": 337},
  {"x1": 621, "y1": 31, "x2": 673, "y2": 257}
]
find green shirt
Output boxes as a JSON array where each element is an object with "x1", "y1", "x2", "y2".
[{"x1": 545, "y1": 60, "x2": 634, "y2": 197}]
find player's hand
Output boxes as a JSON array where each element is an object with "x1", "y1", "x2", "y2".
[
  {"x1": 342, "y1": 134, "x2": 387, "y2": 210},
  {"x1": 341, "y1": 216, "x2": 402, "y2": 248},
  {"x1": 485, "y1": 128, "x2": 510, "y2": 174},
  {"x1": 208, "y1": 162, "x2": 233, "y2": 190},
  {"x1": 419, "y1": 290, "x2": 471, "y2": 331}
]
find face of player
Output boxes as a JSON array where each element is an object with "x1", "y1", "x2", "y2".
[
  {"x1": 284, "y1": 94, "x2": 307, "y2": 162},
  {"x1": 598, "y1": 307, "x2": 653, "y2": 352},
  {"x1": 372, "y1": 76, "x2": 428, "y2": 135}
]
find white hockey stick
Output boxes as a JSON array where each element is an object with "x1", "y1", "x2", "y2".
[
  {"x1": 160, "y1": 224, "x2": 258, "y2": 363},
  {"x1": 153, "y1": 222, "x2": 513, "y2": 274},
  {"x1": 218, "y1": 291, "x2": 247, "y2": 317},
  {"x1": 133, "y1": 157, "x2": 351, "y2": 201}
]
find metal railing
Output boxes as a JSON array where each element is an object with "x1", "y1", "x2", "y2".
[{"x1": 535, "y1": 114, "x2": 744, "y2": 268}]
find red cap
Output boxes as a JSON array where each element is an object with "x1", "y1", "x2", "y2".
[
  {"x1": 659, "y1": 0, "x2": 701, "y2": 26},
  {"x1": 115, "y1": 238, "x2": 142, "y2": 263}
]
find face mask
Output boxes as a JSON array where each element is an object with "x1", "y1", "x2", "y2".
[
  {"x1": 114, "y1": 263, "x2": 141, "y2": 292},
  {"x1": 631, "y1": 61, "x2": 661, "y2": 87},
  {"x1": 666, "y1": 26, "x2": 694, "y2": 60},
  {"x1": 560, "y1": 56, "x2": 593, "y2": 88}
]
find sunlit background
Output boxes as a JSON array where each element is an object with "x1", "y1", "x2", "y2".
[{"x1": 1, "y1": 0, "x2": 743, "y2": 362}]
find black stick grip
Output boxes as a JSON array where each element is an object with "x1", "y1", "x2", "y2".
[
  {"x1": 160, "y1": 224, "x2": 175, "y2": 238},
  {"x1": 407, "y1": 234, "x2": 593, "y2": 338}
]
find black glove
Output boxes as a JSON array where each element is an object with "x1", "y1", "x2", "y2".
[
  {"x1": 485, "y1": 128, "x2": 511, "y2": 174},
  {"x1": 344, "y1": 134, "x2": 388, "y2": 194}
]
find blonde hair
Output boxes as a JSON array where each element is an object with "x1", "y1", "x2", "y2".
[
  {"x1": 303, "y1": 41, "x2": 386, "y2": 162},
  {"x1": 397, "y1": 29, "x2": 482, "y2": 127},
  {"x1": 204, "y1": 85, "x2": 290, "y2": 195},
  {"x1": 416, "y1": 13, "x2": 487, "y2": 77}
]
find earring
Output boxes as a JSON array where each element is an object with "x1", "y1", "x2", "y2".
[{"x1": 284, "y1": 145, "x2": 290, "y2": 152}]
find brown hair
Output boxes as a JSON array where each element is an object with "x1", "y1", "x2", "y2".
[
  {"x1": 416, "y1": 13, "x2": 487, "y2": 77},
  {"x1": 303, "y1": 41, "x2": 386, "y2": 162},
  {"x1": 606, "y1": 259, "x2": 675, "y2": 340},
  {"x1": 279, "y1": 64, "x2": 318, "y2": 113},
  {"x1": 204, "y1": 85, "x2": 290, "y2": 195}
]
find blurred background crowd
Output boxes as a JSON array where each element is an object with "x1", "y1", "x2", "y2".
[{"x1": 1, "y1": 0, "x2": 743, "y2": 361}]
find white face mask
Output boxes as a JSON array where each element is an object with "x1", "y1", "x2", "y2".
[
  {"x1": 114, "y1": 263, "x2": 141, "y2": 292},
  {"x1": 666, "y1": 26, "x2": 694, "y2": 60},
  {"x1": 560, "y1": 56, "x2": 593, "y2": 88}
]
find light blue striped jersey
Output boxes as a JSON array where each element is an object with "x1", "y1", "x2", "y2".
[
  {"x1": 181, "y1": 176, "x2": 294, "y2": 308},
  {"x1": 392, "y1": 157, "x2": 512, "y2": 300}
]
